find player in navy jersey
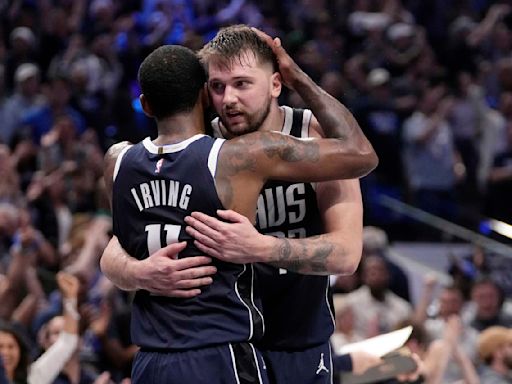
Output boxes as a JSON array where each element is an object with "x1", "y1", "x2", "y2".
[
  {"x1": 103, "y1": 42, "x2": 377, "y2": 384},
  {"x1": 184, "y1": 27, "x2": 364, "y2": 384},
  {"x1": 101, "y1": 27, "x2": 371, "y2": 384}
]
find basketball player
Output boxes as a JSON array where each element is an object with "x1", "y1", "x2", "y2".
[
  {"x1": 105, "y1": 43, "x2": 376, "y2": 383},
  {"x1": 101, "y1": 26, "x2": 368, "y2": 384}
]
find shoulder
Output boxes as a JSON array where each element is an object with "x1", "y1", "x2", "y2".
[
  {"x1": 105, "y1": 141, "x2": 132, "y2": 164},
  {"x1": 104, "y1": 141, "x2": 132, "y2": 184}
]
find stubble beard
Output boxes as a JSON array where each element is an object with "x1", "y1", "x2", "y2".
[{"x1": 221, "y1": 96, "x2": 272, "y2": 137}]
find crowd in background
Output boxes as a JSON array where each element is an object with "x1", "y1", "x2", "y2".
[{"x1": 0, "y1": 0, "x2": 512, "y2": 383}]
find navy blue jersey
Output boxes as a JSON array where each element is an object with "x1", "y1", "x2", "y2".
[
  {"x1": 254, "y1": 106, "x2": 335, "y2": 350},
  {"x1": 112, "y1": 134, "x2": 264, "y2": 350}
]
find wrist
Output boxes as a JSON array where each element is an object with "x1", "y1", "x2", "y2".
[
  {"x1": 63, "y1": 298, "x2": 80, "y2": 320},
  {"x1": 261, "y1": 235, "x2": 285, "y2": 263},
  {"x1": 254, "y1": 234, "x2": 276, "y2": 263},
  {"x1": 127, "y1": 257, "x2": 144, "y2": 290}
]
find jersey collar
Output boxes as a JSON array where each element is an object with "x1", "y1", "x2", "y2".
[{"x1": 142, "y1": 134, "x2": 206, "y2": 154}]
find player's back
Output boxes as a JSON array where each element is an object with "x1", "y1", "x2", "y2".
[{"x1": 112, "y1": 134, "x2": 264, "y2": 350}]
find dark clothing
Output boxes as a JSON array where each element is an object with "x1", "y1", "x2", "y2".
[
  {"x1": 113, "y1": 135, "x2": 264, "y2": 351},
  {"x1": 131, "y1": 343, "x2": 268, "y2": 384},
  {"x1": 252, "y1": 107, "x2": 334, "y2": 351}
]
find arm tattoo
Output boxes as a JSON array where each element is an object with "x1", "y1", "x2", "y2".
[
  {"x1": 292, "y1": 70, "x2": 362, "y2": 141},
  {"x1": 269, "y1": 237, "x2": 335, "y2": 274},
  {"x1": 223, "y1": 153, "x2": 257, "y2": 175},
  {"x1": 260, "y1": 132, "x2": 320, "y2": 163}
]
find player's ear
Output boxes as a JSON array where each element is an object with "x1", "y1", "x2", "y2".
[
  {"x1": 139, "y1": 94, "x2": 154, "y2": 118},
  {"x1": 271, "y1": 72, "x2": 282, "y2": 98}
]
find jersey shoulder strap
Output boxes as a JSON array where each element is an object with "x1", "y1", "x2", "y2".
[{"x1": 285, "y1": 106, "x2": 312, "y2": 138}]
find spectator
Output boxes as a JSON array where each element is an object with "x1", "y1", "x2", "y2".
[
  {"x1": 469, "y1": 277, "x2": 512, "y2": 332},
  {"x1": 477, "y1": 326, "x2": 512, "y2": 383},
  {"x1": 330, "y1": 294, "x2": 361, "y2": 353},
  {"x1": 0, "y1": 323, "x2": 31, "y2": 384},
  {"x1": 2, "y1": 63, "x2": 46, "y2": 148},
  {"x1": 21, "y1": 75, "x2": 86, "y2": 145},
  {"x1": 345, "y1": 254, "x2": 412, "y2": 338},
  {"x1": 416, "y1": 283, "x2": 479, "y2": 383},
  {"x1": 402, "y1": 84, "x2": 461, "y2": 236},
  {"x1": 362, "y1": 225, "x2": 410, "y2": 302},
  {"x1": 4, "y1": 27, "x2": 38, "y2": 92}
]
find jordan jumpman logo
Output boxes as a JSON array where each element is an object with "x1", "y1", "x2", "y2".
[{"x1": 316, "y1": 353, "x2": 329, "y2": 375}]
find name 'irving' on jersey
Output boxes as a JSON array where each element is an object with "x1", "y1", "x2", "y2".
[{"x1": 130, "y1": 179, "x2": 193, "y2": 212}]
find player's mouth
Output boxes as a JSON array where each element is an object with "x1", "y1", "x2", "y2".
[{"x1": 225, "y1": 111, "x2": 245, "y2": 124}]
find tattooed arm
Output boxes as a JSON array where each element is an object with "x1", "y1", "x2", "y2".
[
  {"x1": 254, "y1": 28, "x2": 375, "y2": 159},
  {"x1": 185, "y1": 179, "x2": 362, "y2": 275},
  {"x1": 186, "y1": 130, "x2": 366, "y2": 274},
  {"x1": 268, "y1": 179, "x2": 362, "y2": 274}
]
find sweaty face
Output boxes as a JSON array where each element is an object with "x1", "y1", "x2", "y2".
[
  {"x1": 207, "y1": 51, "x2": 279, "y2": 137},
  {"x1": 0, "y1": 331, "x2": 21, "y2": 377}
]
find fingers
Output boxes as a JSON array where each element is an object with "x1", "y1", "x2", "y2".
[
  {"x1": 168, "y1": 289, "x2": 202, "y2": 298},
  {"x1": 93, "y1": 371, "x2": 111, "y2": 384},
  {"x1": 251, "y1": 27, "x2": 272, "y2": 43},
  {"x1": 194, "y1": 240, "x2": 221, "y2": 259},
  {"x1": 189, "y1": 211, "x2": 225, "y2": 229},
  {"x1": 173, "y1": 256, "x2": 216, "y2": 271},
  {"x1": 216, "y1": 209, "x2": 246, "y2": 223},
  {"x1": 186, "y1": 226, "x2": 220, "y2": 250},
  {"x1": 251, "y1": 28, "x2": 284, "y2": 54},
  {"x1": 173, "y1": 276, "x2": 214, "y2": 289},
  {"x1": 156, "y1": 241, "x2": 187, "y2": 259}
]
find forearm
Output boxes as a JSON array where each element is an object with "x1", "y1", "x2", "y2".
[
  {"x1": 28, "y1": 332, "x2": 79, "y2": 384},
  {"x1": 292, "y1": 70, "x2": 369, "y2": 146},
  {"x1": 454, "y1": 347, "x2": 479, "y2": 384},
  {"x1": 100, "y1": 238, "x2": 140, "y2": 291},
  {"x1": 264, "y1": 233, "x2": 358, "y2": 275}
]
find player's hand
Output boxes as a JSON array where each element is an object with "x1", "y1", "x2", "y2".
[
  {"x1": 185, "y1": 210, "x2": 267, "y2": 264},
  {"x1": 137, "y1": 242, "x2": 217, "y2": 298},
  {"x1": 251, "y1": 27, "x2": 302, "y2": 91},
  {"x1": 350, "y1": 350, "x2": 382, "y2": 375}
]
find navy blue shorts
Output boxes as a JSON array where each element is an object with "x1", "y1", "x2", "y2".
[
  {"x1": 262, "y1": 342, "x2": 333, "y2": 384},
  {"x1": 132, "y1": 342, "x2": 269, "y2": 384}
]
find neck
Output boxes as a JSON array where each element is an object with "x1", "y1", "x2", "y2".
[
  {"x1": 257, "y1": 102, "x2": 284, "y2": 132},
  {"x1": 369, "y1": 287, "x2": 386, "y2": 301},
  {"x1": 154, "y1": 104, "x2": 205, "y2": 145}
]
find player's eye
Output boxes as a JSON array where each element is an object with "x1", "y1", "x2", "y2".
[
  {"x1": 209, "y1": 82, "x2": 225, "y2": 93},
  {"x1": 236, "y1": 80, "x2": 250, "y2": 88}
]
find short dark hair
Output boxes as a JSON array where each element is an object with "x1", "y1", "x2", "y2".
[
  {"x1": 138, "y1": 45, "x2": 206, "y2": 120},
  {"x1": 198, "y1": 25, "x2": 277, "y2": 72}
]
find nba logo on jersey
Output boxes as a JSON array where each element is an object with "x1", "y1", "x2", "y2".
[{"x1": 155, "y1": 158, "x2": 164, "y2": 173}]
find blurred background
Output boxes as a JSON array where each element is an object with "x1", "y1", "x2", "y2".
[{"x1": 1, "y1": 0, "x2": 512, "y2": 383}]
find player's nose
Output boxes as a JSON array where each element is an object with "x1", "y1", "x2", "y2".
[{"x1": 222, "y1": 85, "x2": 238, "y2": 105}]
